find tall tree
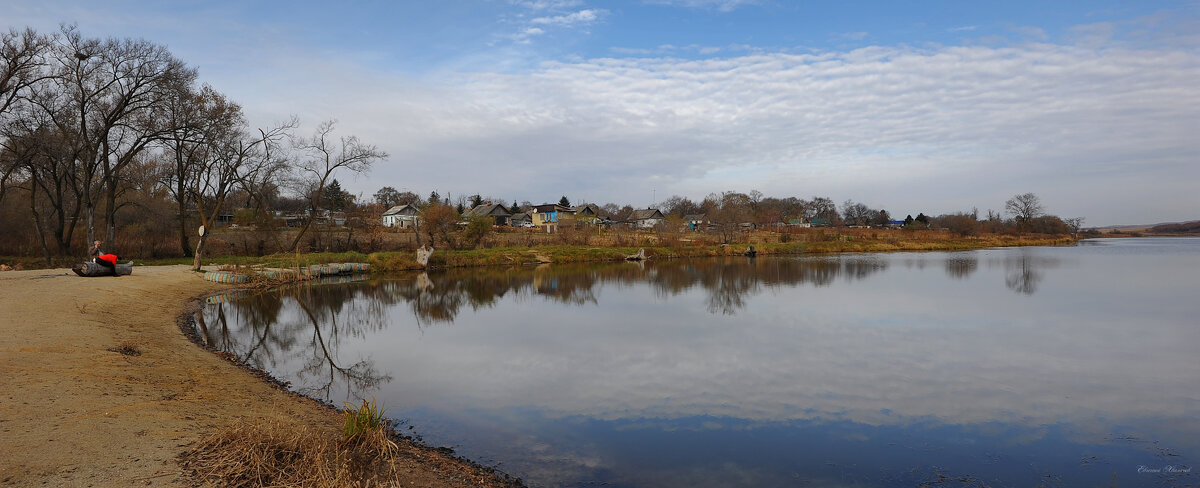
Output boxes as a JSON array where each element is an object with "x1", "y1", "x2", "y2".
[
  {"x1": 3, "y1": 99, "x2": 87, "y2": 258},
  {"x1": 158, "y1": 84, "x2": 240, "y2": 256},
  {"x1": 1005, "y1": 192, "x2": 1045, "y2": 228},
  {"x1": 33, "y1": 25, "x2": 196, "y2": 251},
  {"x1": 0, "y1": 28, "x2": 52, "y2": 206},
  {"x1": 373, "y1": 186, "x2": 401, "y2": 207},
  {"x1": 809, "y1": 196, "x2": 840, "y2": 225},
  {"x1": 707, "y1": 191, "x2": 752, "y2": 243},
  {"x1": 188, "y1": 112, "x2": 292, "y2": 271},
  {"x1": 288, "y1": 120, "x2": 387, "y2": 251},
  {"x1": 559, "y1": 195, "x2": 570, "y2": 207},
  {"x1": 841, "y1": 200, "x2": 874, "y2": 227}
]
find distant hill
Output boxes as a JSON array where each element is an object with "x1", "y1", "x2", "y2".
[{"x1": 1149, "y1": 220, "x2": 1200, "y2": 234}]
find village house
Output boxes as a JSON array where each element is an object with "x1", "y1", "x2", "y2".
[
  {"x1": 509, "y1": 212, "x2": 533, "y2": 227},
  {"x1": 684, "y1": 214, "x2": 707, "y2": 231},
  {"x1": 532, "y1": 204, "x2": 567, "y2": 232},
  {"x1": 382, "y1": 204, "x2": 421, "y2": 228},
  {"x1": 567, "y1": 204, "x2": 600, "y2": 218},
  {"x1": 462, "y1": 203, "x2": 512, "y2": 226},
  {"x1": 631, "y1": 208, "x2": 665, "y2": 229}
]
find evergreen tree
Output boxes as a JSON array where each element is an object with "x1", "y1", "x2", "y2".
[
  {"x1": 324, "y1": 179, "x2": 348, "y2": 211},
  {"x1": 559, "y1": 195, "x2": 571, "y2": 207}
]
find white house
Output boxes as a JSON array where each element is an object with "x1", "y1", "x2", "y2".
[{"x1": 382, "y1": 204, "x2": 421, "y2": 228}]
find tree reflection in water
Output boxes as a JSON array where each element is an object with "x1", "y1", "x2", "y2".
[
  {"x1": 198, "y1": 257, "x2": 896, "y2": 365},
  {"x1": 195, "y1": 252, "x2": 1070, "y2": 399},
  {"x1": 993, "y1": 252, "x2": 1061, "y2": 296},
  {"x1": 198, "y1": 283, "x2": 392, "y2": 402},
  {"x1": 943, "y1": 254, "x2": 978, "y2": 280}
]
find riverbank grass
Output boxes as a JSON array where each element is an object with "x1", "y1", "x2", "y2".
[{"x1": 180, "y1": 418, "x2": 401, "y2": 488}]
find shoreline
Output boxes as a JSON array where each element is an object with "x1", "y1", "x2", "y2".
[
  {"x1": 177, "y1": 289, "x2": 527, "y2": 487},
  {"x1": 0, "y1": 265, "x2": 521, "y2": 488}
]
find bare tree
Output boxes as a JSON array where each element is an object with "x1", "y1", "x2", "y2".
[
  {"x1": 158, "y1": 83, "x2": 210, "y2": 256},
  {"x1": 659, "y1": 194, "x2": 700, "y2": 218},
  {"x1": 288, "y1": 120, "x2": 387, "y2": 251},
  {"x1": 1005, "y1": 192, "x2": 1045, "y2": 230},
  {"x1": 29, "y1": 25, "x2": 195, "y2": 252},
  {"x1": 707, "y1": 191, "x2": 752, "y2": 244},
  {"x1": 2, "y1": 107, "x2": 87, "y2": 260},
  {"x1": 373, "y1": 186, "x2": 403, "y2": 207},
  {"x1": 0, "y1": 28, "x2": 52, "y2": 206},
  {"x1": 841, "y1": 200, "x2": 874, "y2": 227},
  {"x1": 1063, "y1": 217, "x2": 1085, "y2": 239},
  {"x1": 188, "y1": 114, "x2": 293, "y2": 271},
  {"x1": 809, "y1": 196, "x2": 840, "y2": 225}
]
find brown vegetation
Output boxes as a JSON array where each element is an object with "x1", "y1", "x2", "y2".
[
  {"x1": 180, "y1": 419, "x2": 521, "y2": 488},
  {"x1": 1149, "y1": 220, "x2": 1200, "y2": 235}
]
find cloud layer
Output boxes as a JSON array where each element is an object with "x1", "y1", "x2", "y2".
[
  {"x1": 350, "y1": 38, "x2": 1198, "y2": 222},
  {"x1": 7, "y1": 2, "x2": 1198, "y2": 224}
]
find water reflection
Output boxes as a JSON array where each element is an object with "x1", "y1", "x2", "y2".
[
  {"x1": 943, "y1": 255, "x2": 977, "y2": 279},
  {"x1": 198, "y1": 283, "x2": 392, "y2": 401},
  {"x1": 994, "y1": 251, "x2": 1061, "y2": 295},
  {"x1": 197, "y1": 240, "x2": 1200, "y2": 487}
]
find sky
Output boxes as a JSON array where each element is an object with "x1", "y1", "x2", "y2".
[{"x1": 6, "y1": 0, "x2": 1199, "y2": 225}]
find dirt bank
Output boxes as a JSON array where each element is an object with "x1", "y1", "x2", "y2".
[{"x1": 0, "y1": 265, "x2": 515, "y2": 487}]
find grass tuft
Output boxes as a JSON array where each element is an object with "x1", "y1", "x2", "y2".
[
  {"x1": 343, "y1": 397, "x2": 387, "y2": 440},
  {"x1": 106, "y1": 342, "x2": 142, "y2": 356}
]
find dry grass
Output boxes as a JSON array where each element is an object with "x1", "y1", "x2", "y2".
[
  {"x1": 105, "y1": 342, "x2": 143, "y2": 356},
  {"x1": 180, "y1": 419, "x2": 401, "y2": 488}
]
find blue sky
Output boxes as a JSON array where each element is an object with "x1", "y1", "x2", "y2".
[{"x1": 7, "y1": 0, "x2": 1199, "y2": 225}]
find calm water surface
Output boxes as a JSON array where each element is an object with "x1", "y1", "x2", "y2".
[{"x1": 197, "y1": 238, "x2": 1199, "y2": 487}]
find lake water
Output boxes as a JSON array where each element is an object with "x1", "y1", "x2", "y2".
[{"x1": 196, "y1": 238, "x2": 1199, "y2": 487}]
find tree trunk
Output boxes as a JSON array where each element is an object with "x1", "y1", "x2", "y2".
[
  {"x1": 73, "y1": 261, "x2": 133, "y2": 276},
  {"x1": 416, "y1": 245, "x2": 433, "y2": 268},
  {"x1": 84, "y1": 201, "x2": 96, "y2": 256},
  {"x1": 178, "y1": 198, "x2": 192, "y2": 257},
  {"x1": 29, "y1": 184, "x2": 53, "y2": 266},
  {"x1": 192, "y1": 233, "x2": 207, "y2": 271}
]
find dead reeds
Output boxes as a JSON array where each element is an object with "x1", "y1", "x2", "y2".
[{"x1": 179, "y1": 418, "x2": 400, "y2": 488}]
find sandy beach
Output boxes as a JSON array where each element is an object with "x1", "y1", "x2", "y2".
[{"x1": 0, "y1": 265, "x2": 511, "y2": 487}]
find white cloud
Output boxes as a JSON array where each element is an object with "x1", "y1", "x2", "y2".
[
  {"x1": 511, "y1": 0, "x2": 583, "y2": 10},
  {"x1": 512, "y1": 26, "x2": 547, "y2": 43},
  {"x1": 643, "y1": 0, "x2": 762, "y2": 12},
  {"x1": 530, "y1": 8, "x2": 603, "y2": 26},
  {"x1": 505, "y1": 3, "x2": 606, "y2": 46}
]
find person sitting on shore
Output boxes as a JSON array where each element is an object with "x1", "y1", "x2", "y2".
[
  {"x1": 89, "y1": 240, "x2": 103, "y2": 260},
  {"x1": 91, "y1": 241, "x2": 120, "y2": 277}
]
